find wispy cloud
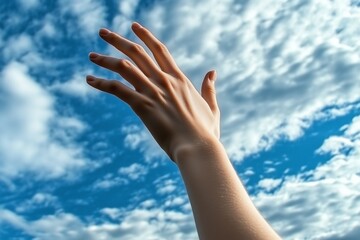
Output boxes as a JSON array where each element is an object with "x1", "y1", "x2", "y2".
[
  {"x1": 118, "y1": 163, "x2": 149, "y2": 180},
  {"x1": 119, "y1": 0, "x2": 360, "y2": 162},
  {"x1": 111, "y1": 0, "x2": 140, "y2": 36},
  {"x1": 58, "y1": 0, "x2": 108, "y2": 36},
  {"x1": 0, "y1": 203, "x2": 197, "y2": 240},
  {"x1": 15, "y1": 192, "x2": 60, "y2": 213},
  {"x1": 17, "y1": 0, "x2": 40, "y2": 10},
  {"x1": 0, "y1": 62, "x2": 88, "y2": 180},
  {"x1": 121, "y1": 125, "x2": 168, "y2": 163},
  {"x1": 1, "y1": 0, "x2": 360, "y2": 239},
  {"x1": 92, "y1": 173, "x2": 129, "y2": 190},
  {"x1": 253, "y1": 114, "x2": 360, "y2": 239},
  {"x1": 49, "y1": 70, "x2": 97, "y2": 99}
]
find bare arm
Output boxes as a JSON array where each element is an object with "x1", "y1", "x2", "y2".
[
  {"x1": 87, "y1": 22, "x2": 281, "y2": 239},
  {"x1": 174, "y1": 136, "x2": 280, "y2": 239}
]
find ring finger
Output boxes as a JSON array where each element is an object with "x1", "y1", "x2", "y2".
[{"x1": 89, "y1": 52, "x2": 157, "y2": 93}]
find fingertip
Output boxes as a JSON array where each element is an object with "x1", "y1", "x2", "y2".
[
  {"x1": 99, "y1": 28, "x2": 111, "y2": 37},
  {"x1": 132, "y1": 22, "x2": 142, "y2": 30},
  {"x1": 86, "y1": 75, "x2": 96, "y2": 83},
  {"x1": 209, "y1": 70, "x2": 217, "y2": 81},
  {"x1": 89, "y1": 52, "x2": 99, "y2": 60}
]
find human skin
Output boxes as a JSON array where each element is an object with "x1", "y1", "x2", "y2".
[{"x1": 87, "y1": 22, "x2": 281, "y2": 240}]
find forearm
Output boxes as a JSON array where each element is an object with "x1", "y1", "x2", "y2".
[{"x1": 173, "y1": 136, "x2": 281, "y2": 240}]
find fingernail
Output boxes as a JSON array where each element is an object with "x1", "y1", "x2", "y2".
[
  {"x1": 209, "y1": 70, "x2": 216, "y2": 81},
  {"x1": 89, "y1": 52, "x2": 99, "y2": 60},
  {"x1": 86, "y1": 75, "x2": 96, "y2": 82},
  {"x1": 99, "y1": 28, "x2": 110, "y2": 37},
  {"x1": 132, "y1": 22, "x2": 142, "y2": 29}
]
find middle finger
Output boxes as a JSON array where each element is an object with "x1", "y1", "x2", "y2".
[{"x1": 99, "y1": 28, "x2": 161, "y2": 78}]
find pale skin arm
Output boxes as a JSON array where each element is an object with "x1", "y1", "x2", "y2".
[{"x1": 87, "y1": 22, "x2": 281, "y2": 240}]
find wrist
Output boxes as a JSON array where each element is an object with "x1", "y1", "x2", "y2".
[{"x1": 170, "y1": 134, "x2": 222, "y2": 164}]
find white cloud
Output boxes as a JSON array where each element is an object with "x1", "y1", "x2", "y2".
[
  {"x1": 114, "y1": 0, "x2": 360, "y2": 162},
  {"x1": 2, "y1": 1, "x2": 360, "y2": 239},
  {"x1": 155, "y1": 179, "x2": 177, "y2": 196},
  {"x1": 56, "y1": 116, "x2": 87, "y2": 133},
  {"x1": 118, "y1": 163, "x2": 149, "y2": 180},
  {"x1": 243, "y1": 168, "x2": 255, "y2": 176},
  {"x1": 316, "y1": 115, "x2": 360, "y2": 156},
  {"x1": 257, "y1": 178, "x2": 282, "y2": 192},
  {"x1": 0, "y1": 210, "x2": 93, "y2": 240},
  {"x1": 100, "y1": 208, "x2": 122, "y2": 220},
  {"x1": 343, "y1": 115, "x2": 360, "y2": 136},
  {"x1": 119, "y1": 0, "x2": 139, "y2": 18},
  {"x1": 0, "y1": 62, "x2": 88, "y2": 180},
  {"x1": 92, "y1": 173, "x2": 129, "y2": 190},
  {"x1": 110, "y1": 0, "x2": 140, "y2": 36},
  {"x1": 253, "y1": 114, "x2": 360, "y2": 239},
  {"x1": 164, "y1": 197, "x2": 186, "y2": 208},
  {"x1": 38, "y1": 18, "x2": 57, "y2": 38},
  {"x1": 122, "y1": 125, "x2": 168, "y2": 163},
  {"x1": 15, "y1": 193, "x2": 60, "y2": 213},
  {"x1": 59, "y1": 0, "x2": 107, "y2": 36},
  {"x1": 88, "y1": 207, "x2": 197, "y2": 240},
  {"x1": 31, "y1": 193, "x2": 58, "y2": 205},
  {"x1": 49, "y1": 71, "x2": 97, "y2": 99},
  {"x1": 17, "y1": 0, "x2": 40, "y2": 9},
  {"x1": 2, "y1": 34, "x2": 33, "y2": 61},
  {"x1": 315, "y1": 136, "x2": 354, "y2": 155},
  {"x1": 0, "y1": 209, "x2": 28, "y2": 230},
  {"x1": 11, "y1": 24, "x2": 58, "y2": 69},
  {"x1": 0, "y1": 205, "x2": 197, "y2": 240},
  {"x1": 139, "y1": 199, "x2": 157, "y2": 209}
]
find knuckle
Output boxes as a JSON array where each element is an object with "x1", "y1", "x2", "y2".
[
  {"x1": 175, "y1": 75, "x2": 188, "y2": 84},
  {"x1": 156, "y1": 90, "x2": 165, "y2": 99},
  {"x1": 153, "y1": 42, "x2": 168, "y2": 54},
  {"x1": 214, "y1": 106, "x2": 221, "y2": 116},
  {"x1": 157, "y1": 74, "x2": 168, "y2": 83},
  {"x1": 131, "y1": 97, "x2": 151, "y2": 112},
  {"x1": 168, "y1": 70, "x2": 186, "y2": 81},
  {"x1": 129, "y1": 44, "x2": 144, "y2": 54},
  {"x1": 156, "y1": 75, "x2": 172, "y2": 89},
  {"x1": 118, "y1": 59, "x2": 130, "y2": 68},
  {"x1": 178, "y1": 77, "x2": 187, "y2": 84},
  {"x1": 150, "y1": 88, "x2": 166, "y2": 102},
  {"x1": 106, "y1": 80, "x2": 119, "y2": 93}
]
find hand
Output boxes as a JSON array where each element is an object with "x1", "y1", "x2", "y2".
[{"x1": 87, "y1": 22, "x2": 220, "y2": 161}]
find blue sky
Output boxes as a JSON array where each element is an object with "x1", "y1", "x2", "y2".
[{"x1": 1, "y1": 0, "x2": 360, "y2": 239}]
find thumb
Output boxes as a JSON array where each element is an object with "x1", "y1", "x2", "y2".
[{"x1": 201, "y1": 70, "x2": 218, "y2": 114}]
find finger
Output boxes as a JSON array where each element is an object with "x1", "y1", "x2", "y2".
[
  {"x1": 89, "y1": 52, "x2": 157, "y2": 93},
  {"x1": 131, "y1": 22, "x2": 180, "y2": 75},
  {"x1": 86, "y1": 75, "x2": 146, "y2": 107},
  {"x1": 86, "y1": 75, "x2": 147, "y2": 111},
  {"x1": 99, "y1": 28, "x2": 161, "y2": 78},
  {"x1": 201, "y1": 70, "x2": 219, "y2": 114}
]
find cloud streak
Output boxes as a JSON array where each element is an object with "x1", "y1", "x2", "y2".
[
  {"x1": 254, "y1": 114, "x2": 360, "y2": 239},
  {"x1": 0, "y1": 62, "x2": 88, "y2": 180},
  {"x1": 124, "y1": 0, "x2": 360, "y2": 162}
]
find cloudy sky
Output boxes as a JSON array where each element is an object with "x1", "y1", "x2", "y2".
[{"x1": 1, "y1": 0, "x2": 360, "y2": 239}]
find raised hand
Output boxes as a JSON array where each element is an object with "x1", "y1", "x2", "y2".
[
  {"x1": 87, "y1": 22, "x2": 281, "y2": 240},
  {"x1": 87, "y1": 22, "x2": 220, "y2": 161}
]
